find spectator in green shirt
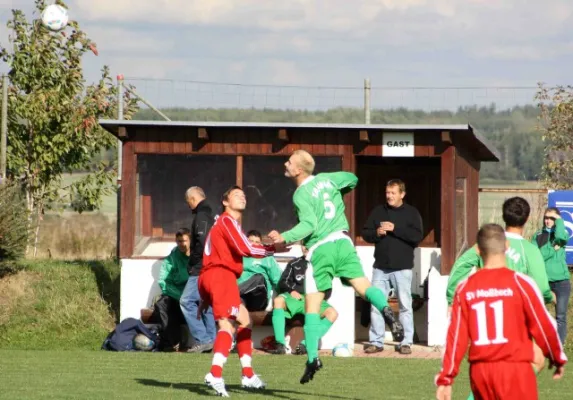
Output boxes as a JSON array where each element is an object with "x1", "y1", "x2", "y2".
[
  {"x1": 531, "y1": 207, "x2": 571, "y2": 345},
  {"x1": 150, "y1": 228, "x2": 190, "y2": 351},
  {"x1": 238, "y1": 230, "x2": 282, "y2": 311}
]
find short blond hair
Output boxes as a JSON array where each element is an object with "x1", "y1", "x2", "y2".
[
  {"x1": 292, "y1": 150, "x2": 315, "y2": 175},
  {"x1": 476, "y1": 223, "x2": 506, "y2": 257}
]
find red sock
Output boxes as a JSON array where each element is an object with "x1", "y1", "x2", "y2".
[
  {"x1": 210, "y1": 330, "x2": 233, "y2": 378},
  {"x1": 236, "y1": 327, "x2": 254, "y2": 378}
]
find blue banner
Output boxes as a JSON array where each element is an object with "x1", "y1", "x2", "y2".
[{"x1": 547, "y1": 190, "x2": 573, "y2": 265}]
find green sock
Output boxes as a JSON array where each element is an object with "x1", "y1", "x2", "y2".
[
  {"x1": 365, "y1": 286, "x2": 389, "y2": 310},
  {"x1": 303, "y1": 313, "x2": 321, "y2": 362},
  {"x1": 317, "y1": 317, "x2": 334, "y2": 339},
  {"x1": 272, "y1": 309, "x2": 286, "y2": 345},
  {"x1": 467, "y1": 392, "x2": 474, "y2": 400}
]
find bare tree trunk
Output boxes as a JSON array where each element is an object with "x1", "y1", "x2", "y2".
[
  {"x1": 33, "y1": 206, "x2": 41, "y2": 258},
  {"x1": 24, "y1": 185, "x2": 34, "y2": 256}
]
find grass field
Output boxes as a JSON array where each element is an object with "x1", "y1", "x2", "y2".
[{"x1": 1, "y1": 350, "x2": 572, "y2": 400}]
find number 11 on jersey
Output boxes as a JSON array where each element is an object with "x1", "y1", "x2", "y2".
[{"x1": 471, "y1": 300, "x2": 509, "y2": 346}]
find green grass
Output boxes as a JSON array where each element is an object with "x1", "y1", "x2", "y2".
[
  {"x1": 0, "y1": 260, "x2": 119, "y2": 350},
  {"x1": 0, "y1": 350, "x2": 571, "y2": 400},
  {"x1": 0, "y1": 260, "x2": 572, "y2": 398}
]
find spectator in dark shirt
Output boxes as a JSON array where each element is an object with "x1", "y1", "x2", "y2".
[
  {"x1": 180, "y1": 186, "x2": 217, "y2": 353},
  {"x1": 361, "y1": 179, "x2": 423, "y2": 355}
]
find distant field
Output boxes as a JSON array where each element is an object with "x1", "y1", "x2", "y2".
[
  {"x1": 478, "y1": 180, "x2": 546, "y2": 238},
  {"x1": 57, "y1": 172, "x2": 118, "y2": 215}
]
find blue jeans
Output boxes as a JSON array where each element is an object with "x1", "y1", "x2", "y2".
[
  {"x1": 369, "y1": 268, "x2": 414, "y2": 347},
  {"x1": 180, "y1": 276, "x2": 217, "y2": 345},
  {"x1": 550, "y1": 279, "x2": 571, "y2": 345}
]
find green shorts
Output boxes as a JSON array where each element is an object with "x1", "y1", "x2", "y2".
[
  {"x1": 279, "y1": 293, "x2": 330, "y2": 319},
  {"x1": 305, "y1": 235, "x2": 365, "y2": 294}
]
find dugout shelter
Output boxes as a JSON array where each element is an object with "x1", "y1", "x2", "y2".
[{"x1": 99, "y1": 119, "x2": 500, "y2": 348}]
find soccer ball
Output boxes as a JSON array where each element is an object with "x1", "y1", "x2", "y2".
[
  {"x1": 133, "y1": 333, "x2": 154, "y2": 351},
  {"x1": 41, "y1": 4, "x2": 69, "y2": 32},
  {"x1": 332, "y1": 343, "x2": 352, "y2": 357}
]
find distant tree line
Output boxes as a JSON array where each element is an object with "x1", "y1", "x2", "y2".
[{"x1": 131, "y1": 104, "x2": 543, "y2": 181}]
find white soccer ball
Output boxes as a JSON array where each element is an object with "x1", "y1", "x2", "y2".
[
  {"x1": 133, "y1": 333, "x2": 154, "y2": 351},
  {"x1": 332, "y1": 343, "x2": 352, "y2": 357},
  {"x1": 41, "y1": 4, "x2": 69, "y2": 32}
]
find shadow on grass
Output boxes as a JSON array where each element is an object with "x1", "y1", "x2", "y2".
[
  {"x1": 135, "y1": 378, "x2": 359, "y2": 399},
  {"x1": 85, "y1": 260, "x2": 121, "y2": 322}
]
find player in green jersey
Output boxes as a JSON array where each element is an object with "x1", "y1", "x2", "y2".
[
  {"x1": 446, "y1": 197, "x2": 555, "y2": 400},
  {"x1": 447, "y1": 197, "x2": 553, "y2": 305},
  {"x1": 268, "y1": 150, "x2": 404, "y2": 384}
]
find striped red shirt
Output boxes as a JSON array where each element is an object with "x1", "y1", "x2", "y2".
[
  {"x1": 436, "y1": 267, "x2": 567, "y2": 386},
  {"x1": 201, "y1": 212, "x2": 275, "y2": 278}
]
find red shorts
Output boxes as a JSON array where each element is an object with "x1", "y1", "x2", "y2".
[
  {"x1": 198, "y1": 267, "x2": 241, "y2": 321},
  {"x1": 470, "y1": 361, "x2": 537, "y2": 400}
]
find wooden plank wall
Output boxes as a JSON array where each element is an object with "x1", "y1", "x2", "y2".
[
  {"x1": 440, "y1": 145, "x2": 456, "y2": 275},
  {"x1": 455, "y1": 146, "x2": 480, "y2": 252},
  {"x1": 121, "y1": 126, "x2": 458, "y2": 258}
]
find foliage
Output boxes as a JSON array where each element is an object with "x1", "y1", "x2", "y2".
[
  {"x1": 135, "y1": 104, "x2": 544, "y2": 181},
  {"x1": 0, "y1": 0, "x2": 138, "y2": 253},
  {"x1": 0, "y1": 181, "x2": 30, "y2": 276},
  {"x1": 536, "y1": 83, "x2": 573, "y2": 189}
]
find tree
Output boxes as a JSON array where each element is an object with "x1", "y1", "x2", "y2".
[
  {"x1": 0, "y1": 0, "x2": 138, "y2": 255},
  {"x1": 536, "y1": 83, "x2": 573, "y2": 189}
]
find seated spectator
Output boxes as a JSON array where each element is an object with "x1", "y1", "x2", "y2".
[
  {"x1": 149, "y1": 228, "x2": 190, "y2": 351},
  {"x1": 270, "y1": 246, "x2": 338, "y2": 355},
  {"x1": 237, "y1": 230, "x2": 282, "y2": 311}
]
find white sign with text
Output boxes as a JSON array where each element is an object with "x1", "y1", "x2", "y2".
[{"x1": 382, "y1": 132, "x2": 414, "y2": 157}]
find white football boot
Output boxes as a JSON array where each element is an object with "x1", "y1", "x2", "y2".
[
  {"x1": 204, "y1": 373, "x2": 230, "y2": 397},
  {"x1": 241, "y1": 374, "x2": 266, "y2": 390}
]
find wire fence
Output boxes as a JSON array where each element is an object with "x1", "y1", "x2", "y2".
[{"x1": 124, "y1": 77, "x2": 539, "y2": 115}]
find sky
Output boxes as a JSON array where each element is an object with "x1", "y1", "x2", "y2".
[{"x1": 0, "y1": 0, "x2": 571, "y2": 110}]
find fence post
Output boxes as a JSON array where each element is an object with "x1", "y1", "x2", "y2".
[
  {"x1": 1, "y1": 74, "x2": 8, "y2": 184},
  {"x1": 116, "y1": 74, "x2": 124, "y2": 260},
  {"x1": 364, "y1": 78, "x2": 371, "y2": 124}
]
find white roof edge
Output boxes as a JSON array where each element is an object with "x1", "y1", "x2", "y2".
[{"x1": 98, "y1": 119, "x2": 471, "y2": 131}]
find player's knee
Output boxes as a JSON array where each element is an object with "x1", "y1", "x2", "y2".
[
  {"x1": 218, "y1": 318, "x2": 235, "y2": 334},
  {"x1": 322, "y1": 307, "x2": 338, "y2": 322},
  {"x1": 273, "y1": 296, "x2": 286, "y2": 309}
]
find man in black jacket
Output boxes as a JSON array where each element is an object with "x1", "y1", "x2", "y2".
[
  {"x1": 361, "y1": 179, "x2": 423, "y2": 355},
  {"x1": 180, "y1": 186, "x2": 217, "y2": 353},
  {"x1": 269, "y1": 248, "x2": 338, "y2": 355}
]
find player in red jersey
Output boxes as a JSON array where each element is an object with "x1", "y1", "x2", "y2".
[
  {"x1": 199, "y1": 185, "x2": 288, "y2": 397},
  {"x1": 435, "y1": 223, "x2": 567, "y2": 400}
]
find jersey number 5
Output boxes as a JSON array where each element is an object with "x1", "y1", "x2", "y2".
[
  {"x1": 323, "y1": 193, "x2": 335, "y2": 220},
  {"x1": 471, "y1": 300, "x2": 509, "y2": 346}
]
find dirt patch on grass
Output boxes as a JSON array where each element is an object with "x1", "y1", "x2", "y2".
[{"x1": 0, "y1": 272, "x2": 40, "y2": 325}]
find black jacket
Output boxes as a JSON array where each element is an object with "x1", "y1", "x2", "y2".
[
  {"x1": 278, "y1": 256, "x2": 308, "y2": 294},
  {"x1": 187, "y1": 200, "x2": 215, "y2": 276},
  {"x1": 361, "y1": 203, "x2": 423, "y2": 271}
]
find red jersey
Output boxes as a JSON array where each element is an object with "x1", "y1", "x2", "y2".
[
  {"x1": 201, "y1": 212, "x2": 274, "y2": 278},
  {"x1": 436, "y1": 267, "x2": 567, "y2": 386}
]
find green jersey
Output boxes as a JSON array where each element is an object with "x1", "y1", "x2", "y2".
[
  {"x1": 446, "y1": 232, "x2": 553, "y2": 305},
  {"x1": 281, "y1": 172, "x2": 358, "y2": 248}
]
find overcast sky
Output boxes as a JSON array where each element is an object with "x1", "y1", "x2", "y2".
[{"x1": 1, "y1": 0, "x2": 571, "y2": 110}]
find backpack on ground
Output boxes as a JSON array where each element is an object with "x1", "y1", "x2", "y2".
[{"x1": 101, "y1": 317, "x2": 161, "y2": 351}]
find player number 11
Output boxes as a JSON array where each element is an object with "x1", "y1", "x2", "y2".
[{"x1": 471, "y1": 299, "x2": 509, "y2": 346}]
